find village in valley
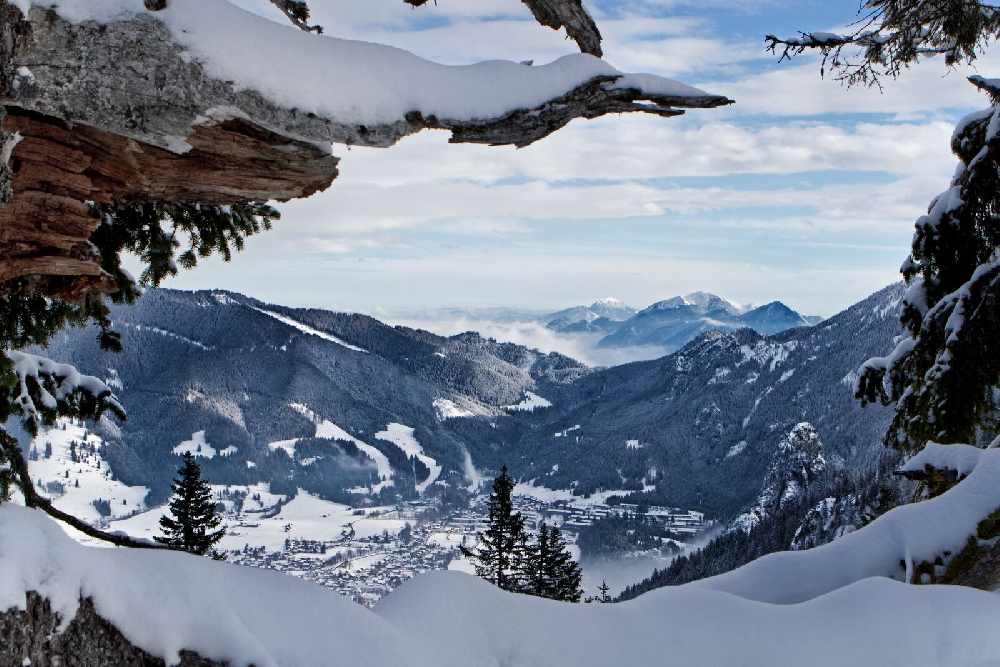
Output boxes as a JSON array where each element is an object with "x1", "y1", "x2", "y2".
[{"x1": 222, "y1": 491, "x2": 708, "y2": 606}]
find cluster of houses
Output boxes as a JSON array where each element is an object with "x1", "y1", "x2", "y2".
[
  {"x1": 517, "y1": 497, "x2": 706, "y2": 541},
  {"x1": 226, "y1": 493, "x2": 708, "y2": 605}
]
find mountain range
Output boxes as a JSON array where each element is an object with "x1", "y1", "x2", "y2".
[
  {"x1": 33, "y1": 284, "x2": 901, "y2": 517},
  {"x1": 546, "y1": 292, "x2": 819, "y2": 352}
]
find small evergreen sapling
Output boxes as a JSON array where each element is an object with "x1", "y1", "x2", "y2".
[
  {"x1": 597, "y1": 579, "x2": 612, "y2": 603},
  {"x1": 156, "y1": 453, "x2": 225, "y2": 555}
]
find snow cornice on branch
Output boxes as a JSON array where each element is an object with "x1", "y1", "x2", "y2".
[
  {"x1": 0, "y1": 0, "x2": 731, "y2": 300},
  {"x1": 3, "y1": 1, "x2": 731, "y2": 151}
]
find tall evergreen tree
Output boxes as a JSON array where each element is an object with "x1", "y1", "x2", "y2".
[
  {"x1": 544, "y1": 526, "x2": 584, "y2": 602},
  {"x1": 512, "y1": 524, "x2": 540, "y2": 594},
  {"x1": 520, "y1": 522, "x2": 551, "y2": 597},
  {"x1": 460, "y1": 466, "x2": 526, "y2": 592},
  {"x1": 155, "y1": 453, "x2": 225, "y2": 555}
]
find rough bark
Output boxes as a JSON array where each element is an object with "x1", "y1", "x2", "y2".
[
  {"x1": 405, "y1": 0, "x2": 603, "y2": 56},
  {"x1": 0, "y1": 3, "x2": 730, "y2": 301},
  {"x1": 0, "y1": 592, "x2": 227, "y2": 667},
  {"x1": 519, "y1": 0, "x2": 603, "y2": 57},
  {"x1": 0, "y1": 107, "x2": 339, "y2": 300}
]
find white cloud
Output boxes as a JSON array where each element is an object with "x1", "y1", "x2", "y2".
[
  {"x1": 385, "y1": 316, "x2": 667, "y2": 367},
  {"x1": 164, "y1": 0, "x2": 971, "y2": 319}
]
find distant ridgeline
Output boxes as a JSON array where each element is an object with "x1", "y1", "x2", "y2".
[
  {"x1": 545, "y1": 292, "x2": 821, "y2": 351},
  {"x1": 36, "y1": 284, "x2": 902, "y2": 516}
]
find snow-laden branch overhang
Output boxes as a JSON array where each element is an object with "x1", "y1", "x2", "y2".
[{"x1": 0, "y1": 0, "x2": 731, "y2": 300}]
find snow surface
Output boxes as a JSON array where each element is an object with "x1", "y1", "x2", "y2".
[
  {"x1": 266, "y1": 437, "x2": 300, "y2": 458},
  {"x1": 108, "y1": 488, "x2": 406, "y2": 553},
  {"x1": 374, "y1": 423, "x2": 440, "y2": 495},
  {"x1": 171, "y1": 430, "x2": 216, "y2": 459},
  {"x1": 512, "y1": 482, "x2": 638, "y2": 508},
  {"x1": 25, "y1": 420, "x2": 149, "y2": 525},
  {"x1": 3, "y1": 503, "x2": 1000, "y2": 667},
  {"x1": 696, "y1": 445, "x2": 1000, "y2": 604},
  {"x1": 252, "y1": 307, "x2": 368, "y2": 353},
  {"x1": 289, "y1": 403, "x2": 392, "y2": 492},
  {"x1": 433, "y1": 398, "x2": 476, "y2": 421},
  {"x1": 503, "y1": 391, "x2": 553, "y2": 413},
  {"x1": 21, "y1": 0, "x2": 717, "y2": 134},
  {"x1": 900, "y1": 442, "x2": 985, "y2": 477}
]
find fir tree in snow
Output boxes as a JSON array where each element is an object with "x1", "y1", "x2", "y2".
[
  {"x1": 460, "y1": 466, "x2": 526, "y2": 592},
  {"x1": 769, "y1": 3, "x2": 1000, "y2": 452},
  {"x1": 856, "y1": 76, "x2": 1000, "y2": 451},
  {"x1": 543, "y1": 525, "x2": 583, "y2": 603},
  {"x1": 521, "y1": 522, "x2": 582, "y2": 601},
  {"x1": 155, "y1": 453, "x2": 225, "y2": 555}
]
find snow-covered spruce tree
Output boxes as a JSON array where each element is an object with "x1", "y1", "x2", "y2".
[
  {"x1": 768, "y1": 2, "x2": 1000, "y2": 452},
  {"x1": 460, "y1": 466, "x2": 527, "y2": 592},
  {"x1": 0, "y1": 0, "x2": 729, "y2": 543},
  {"x1": 856, "y1": 76, "x2": 1000, "y2": 451},
  {"x1": 156, "y1": 453, "x2": 225, "y2": 555}
]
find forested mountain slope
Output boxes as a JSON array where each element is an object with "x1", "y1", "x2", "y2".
[
  {"x1": 37, "y1": 284, "x2": 902, "y2": 516},
  {"x1": 504, "y1": 284, "x2": 903, "y2": 514},
  {"x1": 37, "y1": 289, "x2": 586, "y2": 504}
]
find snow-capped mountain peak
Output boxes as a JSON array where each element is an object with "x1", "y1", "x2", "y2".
[
  {"x1": 682, "y1": 291, "x2": 743, "y2": 316},
  {"x1": 640, "y1": 296, "x2": 690, "y2": 313}
]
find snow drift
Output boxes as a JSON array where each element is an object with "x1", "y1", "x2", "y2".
[{"x1": 5, "y1": 444, "x2": 1000, "y2": 666}]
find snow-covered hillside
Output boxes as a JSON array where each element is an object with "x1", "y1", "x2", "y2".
[{"x1": 20, "y1": 420, "x2": 149, "y2": 525}]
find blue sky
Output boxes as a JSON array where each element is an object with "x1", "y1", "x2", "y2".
[{"x1": 159, "y1": 0, "x2": 1000, "y2": 318}]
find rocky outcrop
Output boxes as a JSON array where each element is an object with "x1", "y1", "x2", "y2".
[
  {"x1": 0, "y1": 592, "x2": 226, "y2": 667},
  {"x1": 732, "y1": 422, "x2": 830, "y2": 532}
]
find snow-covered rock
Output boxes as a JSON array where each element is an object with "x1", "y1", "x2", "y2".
[{"x1": 732, "y1": 423, "x2": 827, "y2": 533}]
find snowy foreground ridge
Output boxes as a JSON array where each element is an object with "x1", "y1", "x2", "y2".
[{"x1": 4, "y1": 445, "x2": 1000, "y2": 666}]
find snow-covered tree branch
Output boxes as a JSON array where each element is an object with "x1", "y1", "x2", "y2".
[
  {"x1": 0, "y1": 0, "x2": 729, "y2": 322},
  {"x1": 766, "y1": 0, "x2": 1000, "y2": 87},
  {"x1": 0, "y1": 350, "x2": 168, "y2": 548}
]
